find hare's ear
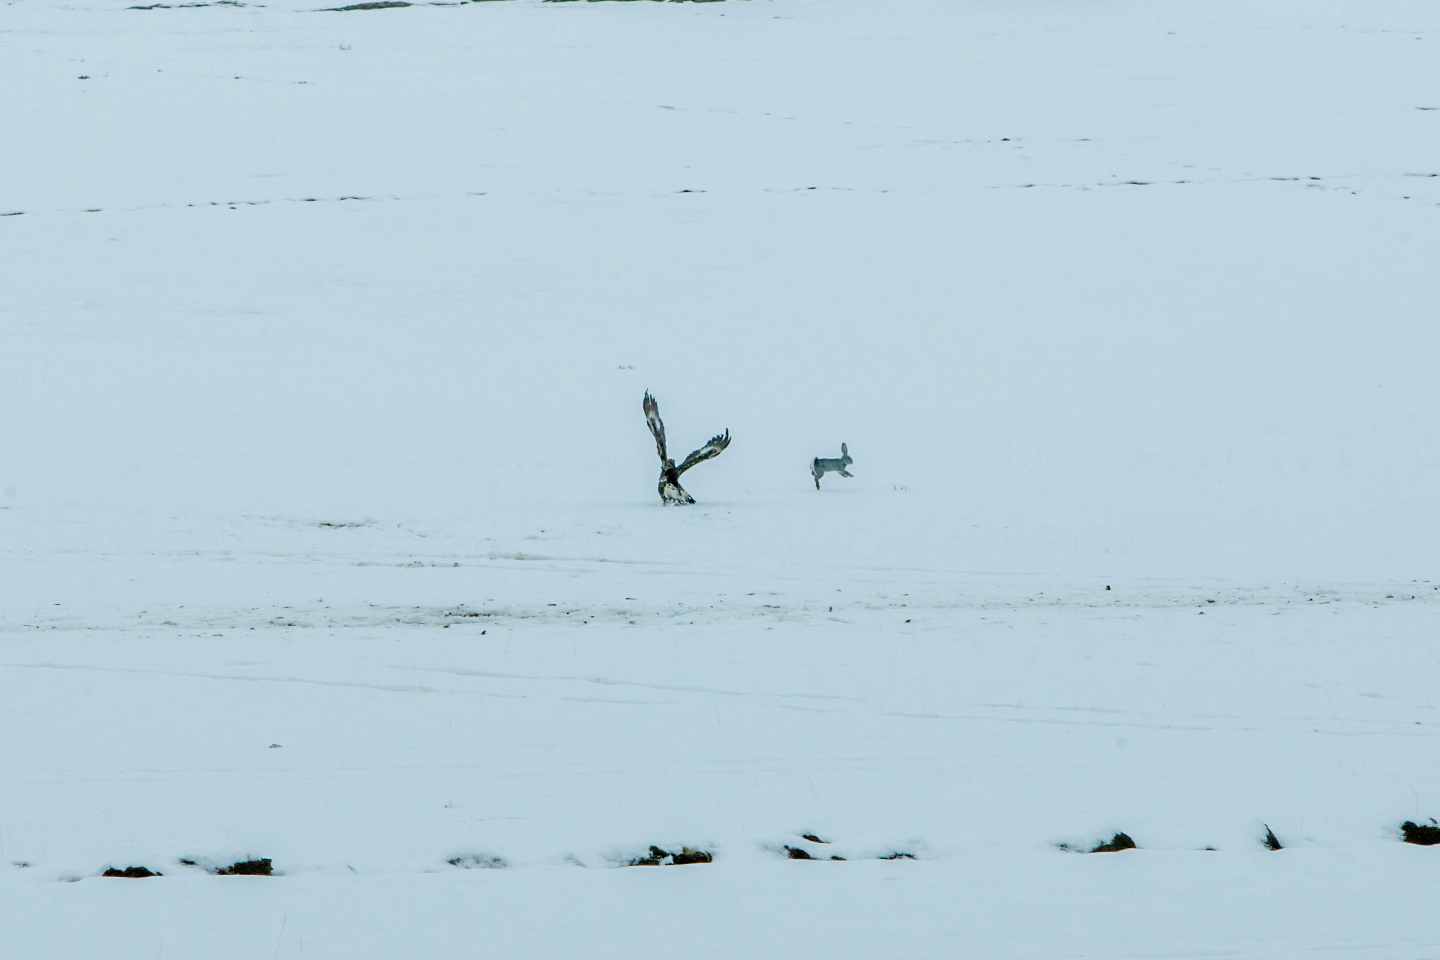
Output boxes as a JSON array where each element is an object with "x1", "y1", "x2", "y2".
[{"x1": 841, "y1": 443, "x2": 848, "y2": 455}]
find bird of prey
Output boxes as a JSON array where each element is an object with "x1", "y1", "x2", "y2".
[{"x1": 643, "y1": 392, "x2": 730, "y2": 505}]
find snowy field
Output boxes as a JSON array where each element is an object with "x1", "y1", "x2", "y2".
[{"x1": 4, "y1": 0, "x2": 1440, "y2": 956}]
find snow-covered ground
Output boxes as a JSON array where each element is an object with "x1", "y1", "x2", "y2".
[{"x1": 4, "y1": 0, "x2": 1440, "y2": 955}]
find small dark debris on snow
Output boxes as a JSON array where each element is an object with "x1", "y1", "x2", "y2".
[
  {"x1": 783, "y1": 845, "x2": 815, "y2": 860},
  {"x1": 801, "y1": 833, "x2": 828, "y2": 844},
  {"x1": 630, "y1": 846, "x2": 712, "y2": 866},
  {"x1": 878, "y1": 851, "x2": 916, "y2": 860},
  {"x1": 326, "y1": 1, "x2": 410, "y2": 8},
  {"x1": 447, "y1": 854, "x2": 508, "y2": 869},
  {"x1": 268, "y1": 743, "x2": 282, "y2": 748},
  {"x1": 1263, "y1": 825, "x2": 1283, "y2": 851},
  {"x1": 214, "y1": 858, "x2": 272, "y2": 875},
  {"x1": 104, "y1": 866, "x2": 161, "y2": 878},
  {"x1": 1401, "y1": 820, "x2": 1440, "y2": 845},
  {"x1": 178, "y1": 859, "x2": 198, "y2": 866},
  {"x1": 1089, "y1": 833, "x2": 1137, "y2": 853},
  {"x1": 830, "y1": 855, "x2": 846, "y2": 860}
]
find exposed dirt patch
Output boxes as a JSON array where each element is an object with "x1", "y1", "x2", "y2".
[
  {"x1": 103, "y1": 866, "x2": 161, "y2": 878},
  {"x1": 629, "y1": 846, "x2": 667, "y2": 866},
  {"x1": 1402, "y1": 820, "x2": 1440, "y2": 845},
  {"x1": 214, "y1": 858, "x2": 273, "y2": 875},
  {"x1": 447, "y1": 853, "x2": 508, "y2": 869},
  {"x1": 325, "y1": 1, "x2": 410, "y2": 8},
  {"x1": 778, "y1": 840, "x2": 902, "y2": 861},
  {"x1": 628, "y1": 845, "x2": 712, "y2": 866},
  {"x1": 671, "y1": 847, "x2": 712, "y2": 865}
]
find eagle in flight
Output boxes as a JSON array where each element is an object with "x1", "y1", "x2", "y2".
[{"x1": 643, "y1": 392, "x2": 731, "y2": 505}]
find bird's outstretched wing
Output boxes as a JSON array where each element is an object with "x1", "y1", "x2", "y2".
[
  {"x1": 643, "y1": 392, "x2": 667, "y2": 463},
  {"x1": 676, "y1": 429, "x2": 730, "y2": 475}
]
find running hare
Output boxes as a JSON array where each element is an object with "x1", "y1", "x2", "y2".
[{"x1": 811, "y1": 443, "x2": 853, "y2": 489}]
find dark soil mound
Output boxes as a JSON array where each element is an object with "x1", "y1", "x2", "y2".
[
  {"x1": 879, "y1": 851, "x2": 916, "y2": 860},
  {"x1": 103, "y1": 866, "x2": 160, "y2": 878},
  {"x1": 783, "y1": 845, "x2": 815, "y2": 860},
  {"x1": 215, "y1": 858, "x2": 272, "y2": 876},
  {"x1": 801, "y1": 834, "x2": 828, "y2": 844},
  {"x1": 1263, "y1": 826, "x2": 1283, "y2": 851},
  {"x1": 1091, "y1": 833, "x2": 1137, "y2": 853},
  {"x1": 1402, "y1": 820, "x2": 1440, "y2": 845}
]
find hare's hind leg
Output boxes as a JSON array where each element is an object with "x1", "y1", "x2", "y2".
[{"x1": 839, "y1": 469, "x2": 853, "y2": 478}]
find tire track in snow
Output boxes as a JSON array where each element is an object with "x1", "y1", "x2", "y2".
[{"x1": 423, "y1": 666, "x2": 868, "y2": 703}]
